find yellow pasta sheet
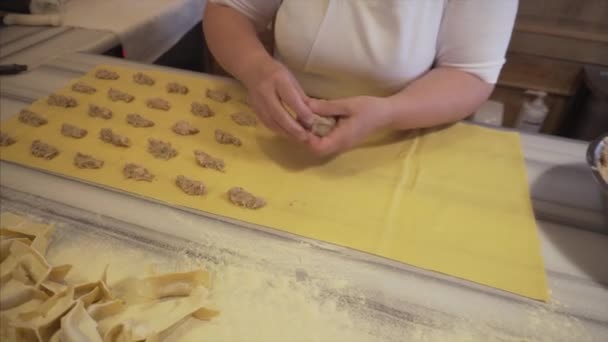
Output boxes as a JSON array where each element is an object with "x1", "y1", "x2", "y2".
[{"x1": 0, "y1": 65, "x2": 547, "y2": 300}]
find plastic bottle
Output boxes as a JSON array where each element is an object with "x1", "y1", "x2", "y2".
[{"x1": 515, "y1": 90, "x2": 549, "y2": 133}]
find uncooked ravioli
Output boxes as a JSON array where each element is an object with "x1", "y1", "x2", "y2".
[
  {"x1": 147, "y1": 138, "x2": 178, "y2": 160},
  {"x1": 74, "y1": 153, "x2": 104, "y2": 169},
  {"x1": 95, "y1": 69, "x2": 120, "y2": 80},
  {"x1": 133, "y1": 72, "x2": 155, "y2": 85},
  {"x1": 99, "y1": 128, "x2": 131, "y2": 147},
  {"x1": 191, "y1": 102, "x2": 214, "y2": 118},
  {"x1": 166, "y1": 82, "x2": 189, "y2": 94},
  {"x1": 126, "y1": 113, "x2": 155, "y2": 128},
  {"x1": 88, "y1": 104, "x2": 113, "y2": 120},
  {"x1": 194, "y1": 150, "x2": 225, "y2": 172},
  {"x1": 146, "y1": 98, "x2": 171, "y2": 111},
  {"x1": 214, "y1": 129, "x2": 241, "y2": 146},
  {"x1": 309, "y1": 114, "x2": 338, "y2": 137},
  {"x1": 123, "y1": 163, "x2": 154, "y2": 181},
  {"x1": 47, "y1": 94, "x2": 78, "y2": 108},
  {"x1": 61, "y1": 124, "x2": 87, "y2": 139},
  {"x1": 0, "y1": 131, "x2": 16, "y2": 146},
  {"x1": 31, "y1": 140, "x2": 59, "y2": 159},
  {"x1": 107, "y1": 88, "x2": 134, "y2": 103},
  {"x1": 227, "y1": 187, "x2": 266, "y2": 209},
  {"x1": 176, "y1": 175, "x2": 206, "y2": 196},
  {"x1": 206, "y1": 89, "x2": 231, "y2": 102},
  {"x1": 71, "y1": 82, "x2": 96, "y2": 94},
  {"x1": 19, "y1": 110, "x2": 47, "y2": 127},
  {"x1": 231, "y1": 112, "x2": 257, "y2": 126},
  {"x1": 172, "y1": 121, "x2": 199, "y2": 135}
]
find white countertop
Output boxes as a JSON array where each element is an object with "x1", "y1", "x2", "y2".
[{"x1": 1, "y1": 52, "x2": 607, "y2": 340}]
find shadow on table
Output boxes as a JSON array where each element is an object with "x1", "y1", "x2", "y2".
[
  {"x1": 254, "y1": 125, "x2": 450, "y2": 174},
  {"x1": 531, "y1": 163, "x2": 608, "y2": 288}
]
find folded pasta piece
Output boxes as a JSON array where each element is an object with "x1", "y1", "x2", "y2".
[
  {"x1": 0, "y1": 278, "x2": 48, "y2": 310},
  {"x1": 87, "y1": 299, "x2": 125, "y2": 322},
  {"x1": 2, "y1": 222, "x2": 52, "y2": 240},
  {"x1": 141, "y1": 269, "x2": 211, "y2": 299},
  {"x1": 41, "y1": 281, "x2": 68, "y2": 297},
  {"x1": 41, "y1": 264, "x2": 73, "y2": 295},
  {"x1": 48, "y1": 265, "x2": 72, "y2": 282},
  {"x1": 76, "y1": 286, "x2": 101, "y2": 308},
  {"x1": 12, "y1": 287, "x2": 76, "y2": 342},
  {"x1": 59, "y1": 300, "x2": 103, "y2": 342},
  {"x1": 115, "y1": 269, "x2": 210, "y2": 304},
  {"x1": 103, "y1": 323, "x2": 132, "y2": 342},
  {"x1": 49, "y1": 330, "x2": 60, "y2": 342},
  {"x1": 0, "y1": 213, "x2": 55, "y2": 255},
  {"x1": 74, "y1": 281, "x2": 113, "y2": 308},
  {"x1": 0, "y1": 287, "x2": 47, "y2": 316},
  {"x1": 29, "y1": 226, "x2": 54, "y2": 256},
  {"x1": 12, "y1": 241, "x2": 50, "y2": 286},
  {"x1": 0, "y1": 292, "x2": 48, "y2": 341},
  {"x1": 0, "y1": 274, "x2": 63, "y2": 339},
  {"x1": 0, "y1": 230, "x2": 31, "y2": 241},
  {"x1": 1, "y1": 240, "x2": 51, "y2": 287},
  {"x1": 0, "y1": 250, "x2": 18, "y2": 285},
  {"x1": 0, "y1": 238, "x2": 30, "y2": 263},
  {"x1": 98, "y1": 287, "x2": 213, "y2": 341}
]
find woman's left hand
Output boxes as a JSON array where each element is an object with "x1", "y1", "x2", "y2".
[{"x1": 306, "y1": 96, "x2": 394, "y2": 156}]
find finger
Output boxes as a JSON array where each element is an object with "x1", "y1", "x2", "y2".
[
  {"x1": 250, "y1": 98, "x2": 288, "y2": 136},
  {"x1": 308, "y1": 99, "x2": 349, "y2": 117},
  {"x1": 266, "y1": 94, "x2": 309, "y2": 141},
  {"x1": 277, "y1": 85, "x2": 315, "y2": 128}
]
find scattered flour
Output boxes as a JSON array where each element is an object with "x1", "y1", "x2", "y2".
[
  {"x1": 39, "y1": 216, "x2": 594, "y2": 342},
  {"x1": 44, "y1": 225, "x2": 383, "y2": 341}
]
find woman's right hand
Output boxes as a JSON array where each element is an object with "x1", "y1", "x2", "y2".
[{"x1": 240, "y1": 57, "x2": 314, "y2": 142}]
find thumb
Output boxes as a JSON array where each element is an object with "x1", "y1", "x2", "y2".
[{"x1": 308, "y1": 99, "x2": 349, "y2": 117}]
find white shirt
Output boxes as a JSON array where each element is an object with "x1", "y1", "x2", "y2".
[{"x1": 211, "y1": 0, "x2": 518, "y2": 99}]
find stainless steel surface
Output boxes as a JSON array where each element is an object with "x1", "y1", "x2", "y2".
[{"x1": 587, "y1": 132, "x2": 608, "y2": 195}]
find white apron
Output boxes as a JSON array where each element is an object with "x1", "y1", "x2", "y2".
[{"x1": 212, "y1": 0, "x2": 518, "y2": 99}]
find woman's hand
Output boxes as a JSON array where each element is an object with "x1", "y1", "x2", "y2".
[
  {"x1": 241, "y1": 57, "x2": 315, "y2": 142},
  {"x1": 306, "y1": 96, "x2": 394, "y2": 156}
]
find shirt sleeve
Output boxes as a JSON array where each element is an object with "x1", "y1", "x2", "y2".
[
  {"x1": 436, "y1": 0, "x2": 518, "y2": 84},
  {"x1": 210, "y1": 0, "x2": 282, "y2": 31}
]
